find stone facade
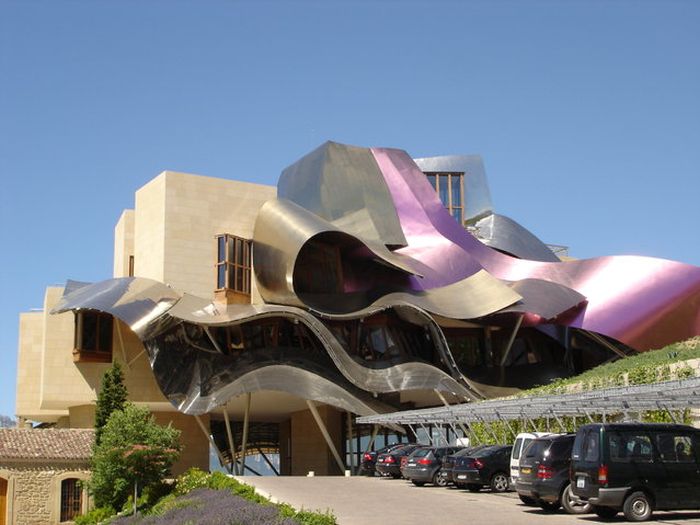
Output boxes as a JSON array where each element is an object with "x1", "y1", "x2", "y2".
[{"x1": 0, "y1": 463, "x2": 90, "y2": 525}]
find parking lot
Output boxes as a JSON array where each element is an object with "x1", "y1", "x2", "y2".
[{"x1": 238, "y1": 476, "x2": 700, "y2": 525}]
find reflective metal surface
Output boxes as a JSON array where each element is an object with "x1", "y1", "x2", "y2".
[
  {"x1": 279, "y1": 141, "x2": 407, "y2": 248},
  {"x1": 373, "y1": 146, "x2": 700, "y2": 350},
  {"x1": 50, "y1": 141, "x2": 700, "y2": 421},
  {"x1": 474, "y1": 213, "x2": 560, "y2": 262}
]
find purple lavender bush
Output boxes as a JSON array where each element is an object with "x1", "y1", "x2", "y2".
[{"x1": 111, "y1": 488, "x2": 300, "y2": 525}]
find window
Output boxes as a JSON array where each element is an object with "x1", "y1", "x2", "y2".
[
  {"x1": 609, "y1": 432, "x2": 653, "y2": 463},
  {"x1": 425, "y1": 172, "x2": 465, "y2": 224},
  {"x1": 73, "y1": 311, "x2": 113, "y2": 363},
  {"x1": 128, "y1": 255, "x2": 134, "y2": 277},
  {"x1": 216, "y1": 234, "x2": 252, "y2": 295},
  {"x1": 656, "y1": 433, "x2": 694, "y2": 463},
  {"x1": 60, "y1": 478, "x2": 81, "y2": 522}
]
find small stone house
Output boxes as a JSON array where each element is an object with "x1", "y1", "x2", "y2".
[{"x1": 0, "y1": 428, "x2": 94, "y2": 525}]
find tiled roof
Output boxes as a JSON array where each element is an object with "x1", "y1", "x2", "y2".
[{"x1": 0, "y1": 428, "x2": 94, "y2": 461}]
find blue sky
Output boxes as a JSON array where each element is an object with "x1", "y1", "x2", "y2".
[{"x1": 1, "y1": 0, "x2": 699, "y2": 420}]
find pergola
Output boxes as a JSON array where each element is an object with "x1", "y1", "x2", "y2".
[{"x1": 357, "y1": 377, "x2": 700, "y2": 443}]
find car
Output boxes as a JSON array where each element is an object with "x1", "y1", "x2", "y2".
[
  {"x1": 375, "y1": 444, "x2": 424, "y2": 479},
  {"x1": 402, "y1": 446, "x2": 464, "y2": 487},
  {"x1": 510, "y1": 432, "x2": 552, "y2": 490},
  {"x1": 439, "y1": 445, "x2": 490, "y2": 485},
  {"x1": 452, "y1": 444, "x2": 513, "y2": 493},
  {"x1": 516, "y1": 433, "x2": 591, "y2": 514},
  {"x1": 359, "y1": 443, "x2": 405, "y2": 476},
  {"x1": 571, "y1": 423, "x2": 700, "y2": 522}
]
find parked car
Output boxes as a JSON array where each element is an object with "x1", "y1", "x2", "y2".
[
  {"x1": 510, "y1": 432, "x2": 553, "y2": 490},
  {"x1": 452, "y1": 444, "x2": 513, "y2": 492},
  {"x1": 375, "y1": 444, "x2": 424, "y2": 479},
  {"x1": 516, "y1": 433, "x2": 591, "y2": 514},
  {"x1": 402, "y1": 446, "x2": 464, "y2": 486},
  {"x1": 439, "y1": 445, "x2": 490, "y2": 485},
  {"x1": 359, "y1": 443, "x2": 405, "y2": 476},
  {"x1": 571, "y1": 423, "x2": 700, "y2": 521}
]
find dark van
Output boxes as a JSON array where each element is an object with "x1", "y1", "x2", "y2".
[{"x1": 571, "y1": 423, "x2": 700, "y2": 521}]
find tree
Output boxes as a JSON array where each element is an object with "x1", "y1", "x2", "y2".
[
  {"x1": 88, "y1": 403, "x2": 181, "y2": 510},
  {"x1": 94, "y1": 362, "x2": 128, "y2": 445}
]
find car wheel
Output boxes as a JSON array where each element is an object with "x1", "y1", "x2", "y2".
[
  {"x1": 454, "y1": 482, "x2": 465, "y2": 489},
  {"x1": 623, "y1": 491, "x2": 653, "y2": 522},
  {"x1": 490, "y1": 472, "x2": 509, "y2": 493},
  {"x1": 411, "y1": 480, "x2": 425, "y2": 487},
  {"x1": 518, "y1": 494, "x2": 537, "y2": 506},
  {"x1": 433, "y1": 472, "x2": 448, "y2": 487},
  {"x1": 593, "y1": 505, "x2": 618, "y2": 519},
  {"x1": 539, "y1": 500, "x2": 560, "y2": 512},
  {"x1": 561, "y1": 484, "x2": 591, "y2": 515},
  {"x1": 466, "y1": 484, "x2": 482, "y2": 492}
]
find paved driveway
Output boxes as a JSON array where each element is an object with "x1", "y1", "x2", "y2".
[{"x1": 235, "y1": 476, "x2": 700, "y2": 525}]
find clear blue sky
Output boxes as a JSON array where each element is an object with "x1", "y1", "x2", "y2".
[{"x1": 1, "y1": 0, "x2": 699, "y2": 420}]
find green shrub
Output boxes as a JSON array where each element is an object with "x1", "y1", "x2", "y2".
[{"x1": 74, "y1": 505, "x2": 115, "y2": 525}]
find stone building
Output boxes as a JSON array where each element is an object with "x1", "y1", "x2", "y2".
[{"x1": 0, "y1": 428, "x2": 93, "y2": 525}]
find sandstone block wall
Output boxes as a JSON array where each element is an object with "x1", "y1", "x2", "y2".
[{"x1": 0, "y1": 463, "x2": 90, "y2": 525}]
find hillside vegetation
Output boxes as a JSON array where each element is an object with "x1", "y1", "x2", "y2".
[{"x1": 524, "y1": 336, "x2": 700, "y2": 397}]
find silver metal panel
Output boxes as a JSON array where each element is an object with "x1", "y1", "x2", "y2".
[
  {"x1": 50, "y1": 277, "x2": 180, "y2": 339},
  {"x1": 253, "y1": 198, "x2": 423, "y2": 307},
  {"x1": 474, "y1": 214, "x2": 560, "y2": 262},
  {"x1": 279, "y1": 141, "x2": 407, "y2": 248},
  {"x1": 501, "y1": 278, "x2": 586, "y2": 320}
]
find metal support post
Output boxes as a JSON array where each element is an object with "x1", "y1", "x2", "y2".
[
  {"x1": 434, "y1": 389, "x2": 471, "y2": 441},
  {"x1": 500, "y1": 314, "x2": 524, "y2": 366},
  {"x1": 194, "y1": 415, "x2": 228, "y2": 468},
  {"x1": 240, "y1": 393, "x2": 251, "y2": 475},
  {"x1": 306, "y1": 400, "x2": 346, "y2": 474},
  {"x1": 256, "y1": 447, "x2": 280, "y2": 476},
  {"x1": 223, "y1": 409, "x2": 238, "y2": 475},
  {"x1": 347, "y1": 412, "x2": 355, "y2": 474}
]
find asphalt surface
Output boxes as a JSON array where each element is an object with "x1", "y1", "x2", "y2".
[{"x1": 235, "y1": 475, "x2": 700, "y2": 525}]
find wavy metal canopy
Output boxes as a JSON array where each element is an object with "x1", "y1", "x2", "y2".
[{"x1": 52, "y1": 141, "x2": 700, "y2": 419}]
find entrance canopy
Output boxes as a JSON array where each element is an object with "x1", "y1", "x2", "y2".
[{"x1": 357, "y1": 377, "x2": 700, "y2": 426}]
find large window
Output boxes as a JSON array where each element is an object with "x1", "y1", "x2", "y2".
[
  {"x1": 216, "y1": 234, "x2": 252, "y2": 296},
  {"x1": 60, "y1": 478, "x2": 81, "y2": 522},
  {"x1": 425, "y1": 172, "x2": 464, "y2": 224},
  {"x1": 73, "y1": 310, "x2": 113, "y2": 363}
]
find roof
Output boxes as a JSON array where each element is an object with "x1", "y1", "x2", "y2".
[{"x1": 0, "y1": 428, "x2": 94, "y2": 461}]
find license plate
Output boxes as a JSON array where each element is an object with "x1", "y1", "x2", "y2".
[
  {"x1": 576, "y1": 476, "x2": 585, "y2": 488},
  {"x1": 457, "y1": 474, "x2": 466, "y2": 480},
  {"x1": 377, "y1": 458, "x2": 383, "y2": 462},
  {"x1": 521, "y1": 467, "x2": 531, "y2": 474},
  {"x1": 408, "y1": 462, "x2": 415, "y2": 466}
]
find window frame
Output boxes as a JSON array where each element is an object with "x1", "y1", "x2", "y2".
[
  {"x1": 425, "y1": 172, "x2": 465, "y2": 225},
  {"x1": 73, "y1": 310, "x2": 113, "y2": 363},
  {"x1": 59, "y1": 478, "x2": 82, "y2": 522},
  {"x1": 215, "y1": 234, "x2": 252, "y2": 297}
]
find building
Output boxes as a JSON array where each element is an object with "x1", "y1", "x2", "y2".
[
  {"x1": 0, "y1": 428, "x2": 93, "y2": 525},
  {"x1": 15, "y1": 141, "x2": 700, "y2": 486}
]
